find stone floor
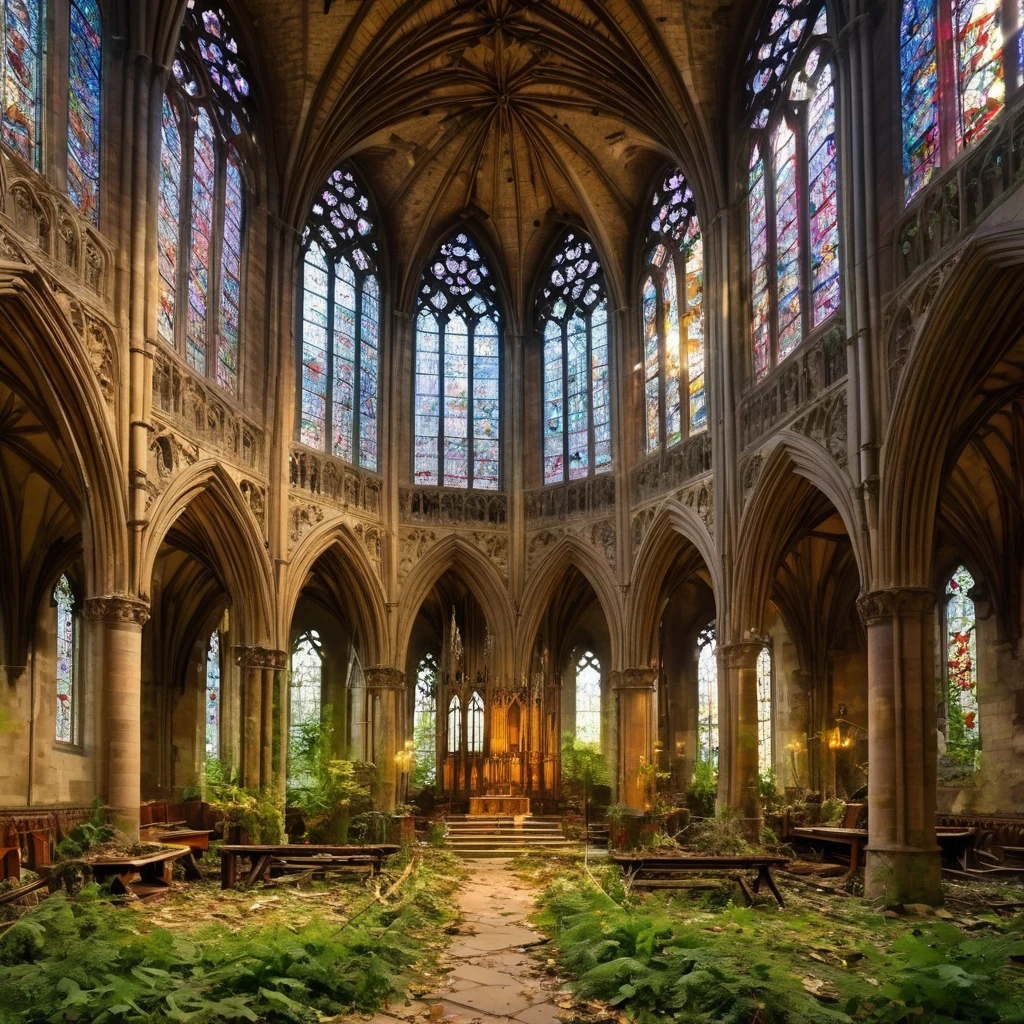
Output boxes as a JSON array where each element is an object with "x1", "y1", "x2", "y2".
[{"x1": 364, "y1": 860, "x2": 564, "y2": 1024}]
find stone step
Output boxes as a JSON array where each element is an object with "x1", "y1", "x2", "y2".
[{"x1": 452, "y1": 844, "x2": 579, "y2": 859}]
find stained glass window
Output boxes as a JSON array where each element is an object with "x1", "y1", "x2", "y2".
[
  {"x1": 467, "y1": 691, "x2": 484, "y2": 753},
  {"x1": 67, "y1": 0, "x2": 102, "y2": 223},
  {"x1": 696, "y1": 624, "x2": 718, "y2": 767},
  {"x1": 900, "y1": 0, "x2": 939, "y2": 202},
  {"x1": 575, "y1": 651, "x2": 601, "y2": 745},
  {"x1": 757, "y1": 645, "x2": 773, "y2": 772},
  {"x1": 641, "y1": 169, "x2": 706, "y2": 451},
  {"x1": 205, "y1": 630, "x2": 220, "y2": 759},
  {"x1": 158, "y1": 4, "x2": 253, "y2": 390},
  {"x1": 413, "y1": 654, "x2": 438, "y2": 785},
  {"x1": 298, "y1": 164, "x2": 380, "y2": 470},
  {"x1": 538, "y1": 231, "x2": 610, "y2": 484},
  {"x1": 54, "y1": 574, "x2": 76, "y2": 745},
  {"x1": 289, "y1": 631, "x2": 322, "y2": 784},
  {"x1": 3, "y1": 0, "x2": 45, "y2": 167},
  {"x1": 447, "y1": 695, "x2": 462, "y2": 753},
  {"x1": 744, "y1": 4, "x2": 839, "y2": 380},
  {"x1": 415, "y1": 232, "x2": 501, "y2": 489},
  {"x1": 945, "y1": 565, "x2": 980, "y2": 764}
]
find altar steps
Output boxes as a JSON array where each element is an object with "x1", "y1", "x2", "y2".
[{"x1": 443, "y1": 815, "x2": 579, "y2": 859}]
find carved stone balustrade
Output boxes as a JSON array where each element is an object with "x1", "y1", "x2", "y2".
[
  {"x1": 524, "y1": 474, "x2": 615, "y2": 524},
  {"x1": 399, "y1": 486, "x2": 506, "y2": 528}
]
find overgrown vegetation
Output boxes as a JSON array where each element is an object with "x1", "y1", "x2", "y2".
[
  {"x1": 0, "y1": 849, "x2": 463, "y2": 1023},
  {"x1": 686, "y1": 755, "x2": 718, "y2": 818},
  {"x1": 205, "y1": 757, "x2": 285, "y2": 845},
  {"x1": 529, "y1": 861, "x2": 1024, "y2": 1024},
  {"x1": 561, "y1": 734, "x2": 611, "y2": 816}
]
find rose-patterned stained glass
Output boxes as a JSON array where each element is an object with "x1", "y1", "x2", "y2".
[
  {"x1": 157, "y1": 97, "x2": 182, "y2": 346},
  {"x1": 774, "y1": 120, "x2": 801, "y2": 359},
  {"x1": 538, "y1": 231, "x2": 610, "y2": 484},
  {"x1": 643, "y1": 168, "x2": 705, "y2": 445},
  {"x1": 697, "y1": 624, "x2": 718, "y2": 767},
  {"x1": 187, "y1": 2, "x2": 251, "y2": 125},
  {"x1": 901, "y1": 0, "x2": 939, "y2": 202},
  {"x1": 205, "y1": 631, "x2": 220, "y2": 759},
  {"x1": 218, "y1": 148, "x2": 243, "y2": 391},
  {"x1": 187, "y1": 107, "x2": 216, "y2": 374},
  {"x1": 67, "y1": 0, "x2": 102, "y2": 224},
  {"x1": 953, "y1": 0, "x2": 1004, "y2": 149},
  {"x1": 299, "y1": 164, "x2": 380, "y2": 471},
  {"x1": 288, "y1": 631, "x2": 322, "y2": 785},
  {"x1": 54, "y1": 574, "x2": 75, "y2": 744},
  {"x1": 415, "y1": 231, "x2": 501, "y2": 489},
  {"x1": 575, "y1": 650, "x2": 601, "y2": 745},
  {"x1": 808, "y1": 62, "x2": 839, "y2": 326},
  {"x1": 749, "y1": 148, "x2": 771, "y2": 380},
  {"x1": 3, "y1": 0, "x2": 44, "y2": 167},
  {"x1": 945, "y1": 565, "x2": 979, "y2": 751},
  {"x1": 757, "y1": 645, "x2": 773, "y2": 772}
]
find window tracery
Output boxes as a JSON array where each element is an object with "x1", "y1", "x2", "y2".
[
  {"x1": 696, "y1": 624, "x2": 718, "y2": 766},
  {"x1": 641, "y1": 170, "x2": 706, "y2": 452},
  {"x1": 289, "y1": 630, "x2": 322, "y2": 782},
  {"x1": 415, "y1": 231, "x2": 501, "y2": 490},
  {"x1": 413, "y1": 653, "x2": 437, "y2": 785},
  {"x1": 205, "y1": 630, "x2": 221, "y2": 759},
  {"x1": 54, "y1": 574, "x2": 77, "y2": 745},
  {"x1": 447, "y1": 695, "x2": 462, "y2": 753},
  {"x1": 901, "y1": 0, "x2": 1022, "y2": 203},
  {"x1": 744, "y1": 3, "x2": 839, "y2": 380},
  {"x1": 158, "y1": 2, "x2": 254, "y2": 394},
  {"x1": 299, "y1": 164, "x2": 380, "y2": 471},
  {"x1": 538, "y1": 230, "x2": 611, "y2": 484},
  {"x1": 575, "y1": 650, "x2": 601, "y2": 745},
  {"x1": 944, "y1": 565, "x2": 980, "y2": 765},
  {"x1": 757, "y1": 644, "x2": 773, "y2": 772},
  {"x1": 467, "y1": 691, "x2": 484, "y2": 753}
]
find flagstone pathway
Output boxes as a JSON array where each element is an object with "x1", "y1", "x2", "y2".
[{"x1": 367, "y1": 860, "x2": 563, "y2": 1024}]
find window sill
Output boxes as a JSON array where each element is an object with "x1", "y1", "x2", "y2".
[{"x1": 53, "y1": 741, "x2": 87, "y2": 758}]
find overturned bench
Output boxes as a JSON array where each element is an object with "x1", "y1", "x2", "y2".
[
  {"x1": 220, "y1": 843, "x2": 400, "y2": 888},
  {"x1": 612, "y1": 853, "x2": 790, "y2": 907}
]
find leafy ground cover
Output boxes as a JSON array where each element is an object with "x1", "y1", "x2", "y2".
[
  {"x1": 517, "y1": 853, "x2": 1024, "y2": 1024},
  {"x1": 0, "y1": 848, "x2": 464, "y2": 1023}
]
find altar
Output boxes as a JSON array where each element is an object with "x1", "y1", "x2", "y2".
[{"x1": 468, "y1": 795, "x2": 531, "y2": 816}]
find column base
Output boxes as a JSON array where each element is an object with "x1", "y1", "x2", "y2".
[{"x1": 864, "y1": 846, "x2": 943, "y2": 906}]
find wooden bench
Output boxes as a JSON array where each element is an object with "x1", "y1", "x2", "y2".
[
  {"x1": 220, "y1": 844, "x2": 400, "y2": 888},
  {"x1": 790, "y1": 803, "x2": 865, "y2": 880},
  {"x1": 89, "y1": 847, "x2": 190, "y2": 899},
  {"x1": 140, "y1": 827, "x2": 215, "y2": 880},
  {"x1": 612, "y1": 853, "x2": 790, "y2": 907}
]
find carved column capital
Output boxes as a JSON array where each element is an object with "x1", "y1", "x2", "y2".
[
  {"x1": 363, "y1": 666, "x2": 406, "y2": 691},
  {"x1": 83, "y1": 596, "x2": 150, "y2": 627},
  {"x1": 611, "y1": 668, "x2": 658, "y2": 691},
  {"x1": 234, "y1": 645, "x2": 287, "y2": 671},
  {"x1": 857, "y1": 588, "x2": 935, "y2": 625},
  {"x1": 717, "y1": 640, "x2": 764, "y2": 670}
]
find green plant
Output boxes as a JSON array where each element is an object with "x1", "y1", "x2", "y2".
[
  {"x1": 680, "y1": 810, "x2": 753, "y2": 856},
  {"x1": 426, "y1": 820, "x2": 448, "y2": 846},
  {"x1": 759, "y1": 767, "x2": 781, "y2": 809},
  {"x1": 686, "y1": 755, "x2": 718, "y2": 818},
  {"x1": 206, "y1": 763, "x2": 284, "y2": 845},
  {"x1": 560, "y1": 734, "x2": 611, "y2": 815},
  {"x1": 819, "y1": 797, "x2": 845, "y2": 825}
]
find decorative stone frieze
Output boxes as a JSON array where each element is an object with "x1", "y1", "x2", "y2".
[
  {"x1": 630, "y1": 432, "x2": 712, "y2": 505},
  {"x1": 525, "y1": 516, "x2": 616, "y2": 575},
  {"x1": 856, "y1": 588, "x2": 936, "y2": 625},
  {"x1": 83, "y1": 597, "x2": 151, "y2": 627},
  {"x1": 717, "y1": 640, "x2": 764, "y2": 669},
  {"x1": 363, "y1": 667, "x2": 406, "y2": 691},
  {"x1": 398, "y1": 527, "x2": 437, "y2": 581},
  {"x1": 792, "y1": 387, "x2": 848, "y2": 468},
  {"x1": 289, "y1": 498, "x2": 324, "y2": 544},
  {"x1": 611, "y1": 668, "x2": 658, "y2": 690},
  {"x1": 524, "y1": 474, "x2": 615, "y2": 523},
  {"x1": 234, "y1": 646, "x2": 287, "y2": 671},
  {"x1": 289, "y1": 445, "x2": 382, "y2": 516},
  {"x1": 399, "y1": 486, "x2": 506, "y2": 527}
]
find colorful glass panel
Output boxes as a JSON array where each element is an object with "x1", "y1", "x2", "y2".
[
  {"x1": 757, "y1": 646, "x2": 773, "y2": 772},
  {"x1": 187, "y1": 107, "x2": 216, "y2": 374},
  {"x1": 643, "y1": 277, "x2": 660, "y2": 453},
  {"x1": 443, "y1": 313, "x2": 470, "y2": 487},
  {"x1": 697, "y1": 625, "x2": 718, "y2": 767},
  {"x1": 575, "y1": 651, "x2": 601, "y2": 745},
  {"x1": 473, "y1": 315, "x2": 500, "y2": 489},
  {"x1": 900, "y1": 0, "x2": 939, "y2": 202},
  {"x1": 414, "y1": 309, "x2": 440, "y2": 486},
  {"x1": 205, "y1": 631, "x2": 220, "y2": 759},
  {"x1": 359, "y1": 275, "x2": 379, "y2": 471},
  {"x1": 953, "y1": 0, "x2": 1004, "y2": 149},
  {"x1": 188, "y1": 3, "x2": 251, "y2": 124},
  {"x1": 218, "y1": 148, "x2": 243, "y2": 392},
  {"x1": 591, "y1": 302, "x2": 611, "y2": 471},
  {"x1": 332, "y1": 257, "x2": 357, "y2": 463},
  {"x1": 663, "y1": 256, "x2": 682, "y2": 447},
  {"x1": 67, "y1": 0, "x2": 102, "y2": 223},
  {"x1": 808, "y1": 63, "x2": 840, "y2": 326},
  {"x1": 300, "y1": 245, "x2": 329, "y2": 449},
  {"x1": 566, "y1": 315, "x2": 589, "y2": 480},
  {"x1": 774, "y1": 120, "x2": 802, "y2": 359},
  {"x1": 543, "y1": 318, "x2": 564, "y2": 484},
  {"x1": 749, "y1": 148, "x2": 771, "y2": 380},
  {"x1": 945, "y1": 566, "x2": 980, "y2": 759},
  {"x1": 3, "y1": 0, "x2": 44, "y2": 166},
  {"x1": 157, "y1": 97, "x2": 182, "y2": 346},
  {"x1": 54, "y1": 574, "x2": 75, "y2": 745},
  {"x1": 686, "y1": 236, "x2": 707, "y2": 432}
]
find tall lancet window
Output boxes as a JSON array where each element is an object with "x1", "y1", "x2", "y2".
[
  {"x1": 2, "y1": 0, "x2": 46, "y2": 168},
  {"x1": 67, "y1": 0, "x2": 102, "y2": 223},
  {"x1": 743, "y1": 3, "x2": 839, "y2": 380},
  {"x1": 157, "y1": 4, "x2": 255, "y2": 394},
  {"x1": 756, "y1": 645, "x2": 773, "y2": 772},
  {"x1": 414, "y1": 653, "x2": 438, "y2": 785},
  {"x1": 299, "y1": 165, "x2": 381, "y2": 470},
  {"x1": 467, "y1": 692, "x2": 485, "y2": 753},
  {"x1": 538, "y1": 230, "x2": 611, "y2": 484},
  {"x1": 575, "y1": 651, "x2": 601, "y2": 745},
  {"x1": 696, "y1": 624, "x2": 718, "y2": 766},
  {"x1": 900, "y1": 0, "x2": 1021, "y2": 204},
  {"x1": 642, "y1": 169, "x2": 707, "y2": 450},
  {"x1": 945, "y1": 565, "x2": 980, "y2": 764},
  {"x1": 205, "y1": 630, "x2": 221, "y2": 758},
  {"x1": 54, "y1": 574, "x2": 77, "y2": 745},
  {"x1": 414, "y1": 232, "x2": 501, "y2": 489},
  {"x1": 447, "y1": 695, "x2": 462, "y2": 753},
  {"x1": 289, "y1": 630, "x2": 322, "y2": 784}
]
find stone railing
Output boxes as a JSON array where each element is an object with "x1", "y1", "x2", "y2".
[
  {"x1": 524, "y1": 473, "x2": 615, "y2": 524},
  {"x1": 739, "y1": 326, "x2": 846, "y2": 451},
  {"x1": 152, "y1": 348, "x2": 265, "y2": 472},
  {"x1": 895, "y1": 96, "x2": 1024, "y2": 285},
  {"x1": 289, "y1": 445, "x2": 383, "y2": 517},
  {"x1": 398, "y1": 486, "x2": 506, "y2": 527},
  {"x1": 630, "y1": 431, "x2": 712, "y2": 506},
  {"x1": 0, "y1": 149, "x2": 114, "y2": 306}
]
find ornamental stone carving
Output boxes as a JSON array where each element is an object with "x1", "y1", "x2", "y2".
[
  {"x1": 630, "y1": 507, "x2": 657, "y2": 555},
  {"x1": 399, "y1": 486, "x2": 506, "y2": 527},
  {"x1": 611, "y1": 668, "x2": 658, "y2": 690},
  {"x1": 354, "y1": 522, "x2": 384, "y2": 577},
  {"x1": 363, "y1": 667, "x2": 406, "y2": 690},
  {"x1": 67, "y1": 300, "x2": 116, "y2": 406},
  {"x1": 630, "y1": 432, "x2": 712, "y2": 505},
  {"x1": 83, "y1": 597, "x2": 151, "y2": 627},
  {"x1": 524, "y1": 474, "x2": 615, "y2": 523},
  {"x1": 717, "y1": 640, "x2": 764, "y2": 670},
  {"x1": 856, "y1": 588, "x2": 936, "y2": 624},
  {"x1": 289, "y1": 499, "x2": 324, "y2": 544},
  {"x1": 740, "y1": 453, "x2": 763, "y2": 508},
  {"x1": 239, "y1": 479, "x2": 267, "y2": 532},
  {"x1": 792, "y1": 388, "x2": 848, "y2": 469},
  {"x1": 398, "y1": 527, "x2": 437, "y2": 580},
  {"x1": 470, "y1": 531, "x2": 509, "y2": 579},
  {"x1": 234, "y1": 646, "x2": 288, "y2": 671},
  {"x1": 289, "y1": 446, "x2": 382, "y2": 516}
]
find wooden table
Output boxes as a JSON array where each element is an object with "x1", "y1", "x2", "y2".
[
  {"x1": 89, "y1": 847, "x2": 189, "y2": 898},
  {"x1": 220, "y1": 844, "x2": 400, "y2": 888},
  {"x1": 140, "y1": 828, "x2": 215, "y2": 880},
  {"x1": 612, "y1": 853, "x2": 790, "y2": 907}
]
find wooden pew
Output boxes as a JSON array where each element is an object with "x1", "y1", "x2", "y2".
[
  {"x1": 219, "y1": 843, "x2": 400, "y2": 888},
  {"x1": 612, "y1": 853, "x2": 790, "y2": 907}
]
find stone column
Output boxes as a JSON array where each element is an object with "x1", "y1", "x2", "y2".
[
  {"x1": 612, "y1": 669, "x2": 657, "y2": 810},
  {"x1": 85, "y1": 597, "x2": 150, "y2": 840},
  {"x1": 364, "y1": 667, "x2": 406, "y2": 811},
  {"x1": 234, "y1": 646, "x2": 281, "y2": 791},
  {"x1": 718, "y1": 642, "x2": 762, "y2": 838},
  {"x1": 857, "y1": 590, "x2": 942, "y2": 905}
]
